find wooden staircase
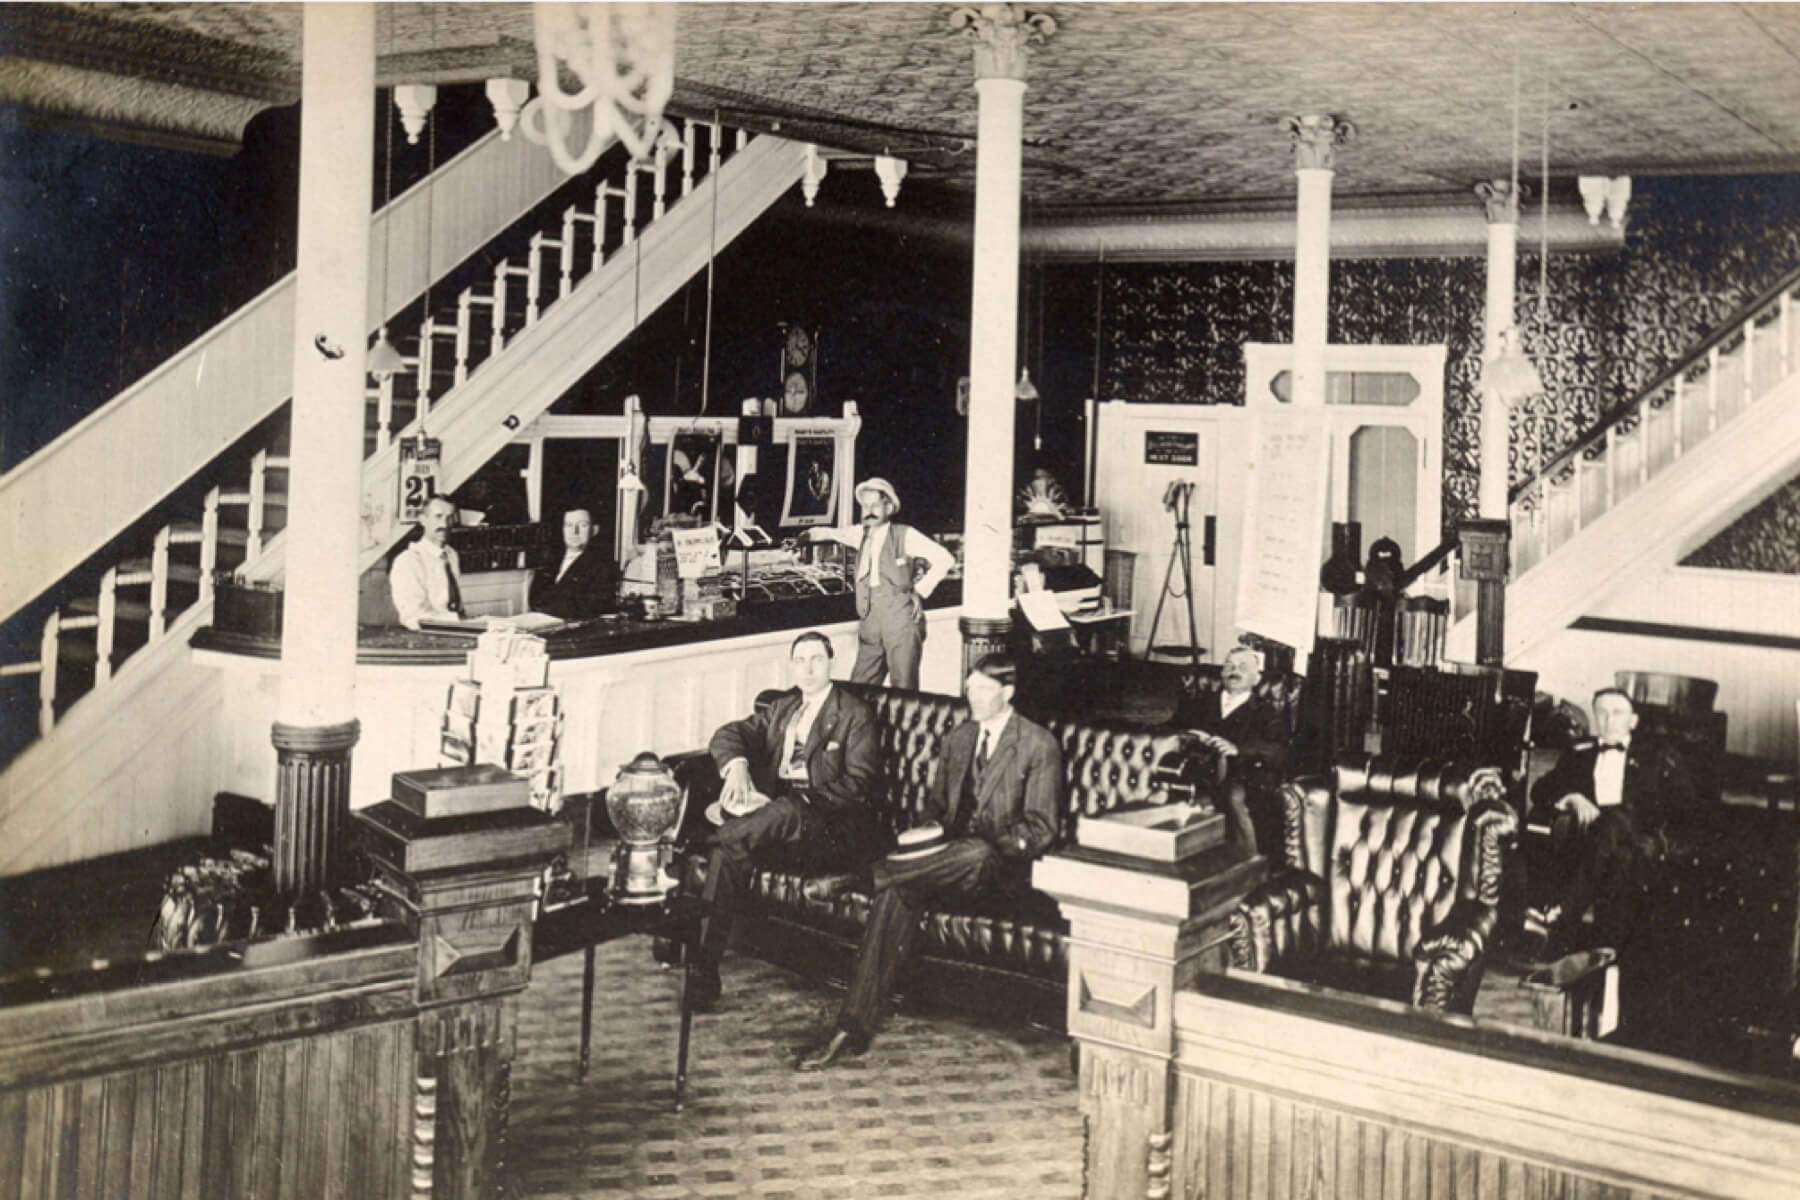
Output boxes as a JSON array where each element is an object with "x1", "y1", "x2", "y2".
[
  {"x1": 1438, "y1": 267, "x2": 1800, "y2": 662},
  {"x1": 0, "y1": 119, "x2": 797, "y2": 774}
]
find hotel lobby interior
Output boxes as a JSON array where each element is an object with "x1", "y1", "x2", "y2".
[{"x1": 3, "y1": 3, "x2": 1800, "y2": 1197}]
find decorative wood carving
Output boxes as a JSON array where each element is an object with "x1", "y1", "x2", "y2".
[{"x1": 948, "y1": 3, "x2": 1058, "y2": 81}]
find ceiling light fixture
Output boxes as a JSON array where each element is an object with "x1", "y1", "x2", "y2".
[
  {"x1": 1483, "y1": 46, "x2": 1544, "y2": 404},
  {"x1": 521, "y1": 2, "x2": 677, "y2": 173},
  {"x1": 369, "y1": 8, "x2": 404, "y2": 379}
]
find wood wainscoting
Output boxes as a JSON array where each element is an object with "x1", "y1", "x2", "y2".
[{"x1": 1163, "y1": 972, "x2": 1800, "y2": 1200}]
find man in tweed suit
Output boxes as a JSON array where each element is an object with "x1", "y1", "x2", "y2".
[{"x1": 796, "y1": 653, "x2": 1062, "y2": 1070}]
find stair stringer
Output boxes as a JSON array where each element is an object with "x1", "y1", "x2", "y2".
[
  {"x1": 239, "y1": 134, "x2": 813, "y2": 586},
  {"x1": 0, "y1": 601, "x2": 224, "y2": 876},
  {"x1": 1446, "y1": 374, "x2": 1800, "y2": 665}
]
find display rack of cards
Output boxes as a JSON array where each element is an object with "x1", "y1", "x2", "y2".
[{"x1": 440, "y1": 627, "x2": 563, "y2": 814}]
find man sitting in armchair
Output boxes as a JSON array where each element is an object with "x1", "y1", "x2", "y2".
[
  {"x1": 794, "y1": 652, "x2": 1063, "y2": 1070},
  {"x1": 1528, "y1": 686, "x2": 1698, "y2": 958},
  {"x1": 1173, "y1": 644, "x2": 1291, "y2": 859}
]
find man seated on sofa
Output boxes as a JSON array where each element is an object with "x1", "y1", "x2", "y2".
[
  {"x1": 1172, "y1": 644, "x2": 1290, "y2": 859},
  {"x1": 795, "y1": 652, "x2": 1063, "y2": 1071},
  {"x1": 1527, "y1": 686, "x2": 1697, "y2": 957},
  {"x1": 528, "y1": 507, "x2": 620, "y2": 620},
  {"x1": 693, "y1": 630, "x2": 882, "y2": 1011}
]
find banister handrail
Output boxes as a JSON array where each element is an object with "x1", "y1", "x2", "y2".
[
  {"x1": 1508, "y1": 260, "x2": 1800, "y2": 504},
  {"x1": 1397, "y1": 529, "x2": 1460, "y2": 590}
]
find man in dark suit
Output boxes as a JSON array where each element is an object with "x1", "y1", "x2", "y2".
[
  {"x1": 1174, "y1": 645, "x2": 1290, "y2": 859},
  {"x1": 1529, "y1": 686, "x2": 1697, "y2": 954},
  {"x1": 796, "y1": 652, "x2": 1062, "y2": 1070},
  {"x1": 528, "y1": 508, "x2": 620, "y2": 620},
  {"x1": 693, "y1": 630, "x2": 881, "y2": 1010}
]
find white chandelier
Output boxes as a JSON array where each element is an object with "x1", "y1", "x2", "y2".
[{"x1": 521, "y1": 3, "x2": 676, "y2": 172}]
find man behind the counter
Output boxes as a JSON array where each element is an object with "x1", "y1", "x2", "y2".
[
  {"x1": 389, "y1": 495, "x2": 466, "y2": 631},
  {"x1": 805, "y1": 477, "x2": 954, "y2": 691},
  {"x1": 528, "y1": 507, "x2": 620, "y2": 620}
]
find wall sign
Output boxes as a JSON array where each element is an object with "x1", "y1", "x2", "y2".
[
  {"x1": 1144, "y1": 430, "x2": 1199, "y2": 466},
  {"x1": 670, "y1": 527, "x2": 723, "y2": 579},
  {"x1": 398, "y1": 436, "x2": 442, "y2": 523}
]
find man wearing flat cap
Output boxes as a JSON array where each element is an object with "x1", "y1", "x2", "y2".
[{"x1": 806, "y1": 477, "x2": 954, "y2": 690}]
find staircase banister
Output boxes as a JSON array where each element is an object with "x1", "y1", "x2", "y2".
[
  {"x1": 1398, "y1": 529, "x2": 1461, "y2": 591},
  {"x1": 1509, "y1": 261, "x2": 1800, "y2": 505},
  {"x1": 0, "y1": 120, "x2": 598, "y2": 627}
]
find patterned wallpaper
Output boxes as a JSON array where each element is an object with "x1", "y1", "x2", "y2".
[
  {"x1": 1088, "y1": 175, "x2": 1800, "y2": 539},
  {"x1": 1681, "y1": 469, "x2": 1800, "y2": 573}
]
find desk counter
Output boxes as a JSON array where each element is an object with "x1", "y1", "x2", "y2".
[{"x1": 191, "y1": 589, "x2": 966, "y2": 810}]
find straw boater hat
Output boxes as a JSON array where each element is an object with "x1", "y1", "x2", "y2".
[
  {"x1": 854, "y1": 477, "x2": 900, "y2": 511},
  {"x1": 886, "y1": 822, "x2": 948, "y2": 861}
]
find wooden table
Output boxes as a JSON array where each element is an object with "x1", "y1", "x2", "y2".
[{"x1": 534, "y1": 888, "x2": 705, "y2": 1110}]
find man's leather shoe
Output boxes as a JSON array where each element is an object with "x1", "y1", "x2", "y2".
[
  {"x1": 687, "y1": 970, "x2": 722, "y2": 1014},
  {"x1": 795, "y1": 1029, "x2": 869, "y2": 1072},
  {"x1": 802, "y1": 873, "x2": 863, "y2": 903}
]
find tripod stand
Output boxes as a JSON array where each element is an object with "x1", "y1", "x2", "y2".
[{"x1": 1143, "y1": 479, "x2": 1203, "y2": 671}]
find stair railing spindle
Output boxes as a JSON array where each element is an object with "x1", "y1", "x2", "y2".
[
  {"x1": 525, "y1": 237, "x2": 544, "y2": 324},
  {"x1": 1604, "y1": 424, "x2": 1617, "y2": 511},
  {"x1": 492, "y1": 261, "x2": 509, "y2": 352},
  {"x1": 200, "y1": 488, "x2": 219, "y2": 605},
  {"x1": 651, "y1": 140, "x2": 670, "y2": 221},
  {"x1": 1782, "y1": 289, "x2": 1795, "y2": 379},
  {"x1": 1706, "y1": 346, "x2": 1721, "y2": 434},
  {"x1": 38, "y1": 612, "x2": 59, "y2": 736},
  {"x1": 623, "y1": 170, "x2": 639, "y2": 243},
  {"x1": 709, "y1": 120, "x2": 722, "y2": 176},
  {"x1": 150, "y1": 526, "x2": 170, "y2": 639},
  {"x1": 247, "y1": 450, "x2": 268, "y2": 561},
  {"x1": 417, "y1": 321, "x2": 436, "y2": 405},
  {"x1": 455, "y1": 290, "x2": 473, "y2": 386},
  {"x1": 681, "y1": 120, "x2": 696, "y2": 196},
  {"x1": 1669, "y1": 376, "x2": 1685, "y2": 459},
  {"x1": 96, "y1": 568, "x2": 116, "y2": 685},
  {"x1": 1636, "y1": 399, "x2": 1650, "y2": 487},
  {"x1": 560, "y1": 208, "x2": 577, "y2": 295},
  {"x1": 377, "y1": 372, "x2": 396, "y2": 451}
]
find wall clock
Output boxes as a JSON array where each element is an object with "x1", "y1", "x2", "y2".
[
  {"x1": 778, "y1": 322, "x2": 817, "y2": 414},
  {"x1": 782, "y1": 370, "x2": 811, "y2": 414}
]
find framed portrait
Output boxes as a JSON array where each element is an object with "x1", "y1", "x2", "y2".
[
  {"x1": 780, "y1": 432, "x2": 838, "y2": 527},
  {"x1": 665, "y1": 431, "x2": 722, "y2": 524}
]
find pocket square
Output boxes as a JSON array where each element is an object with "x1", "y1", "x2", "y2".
[{"x1": 827, "y1": 740, "x2": 841, "y2": 751}]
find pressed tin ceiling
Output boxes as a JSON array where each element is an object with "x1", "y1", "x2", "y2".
[{"x1": 5, "y1": 3, "x2": 1800, "y2": 205}]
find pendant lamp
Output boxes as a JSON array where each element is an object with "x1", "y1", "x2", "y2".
[
  {"x1": 369, "y1": 11, "x2": 403, "y2": 380},
  {"x1": 1483, "y1": 48, "x2": 1544, "y2": 404}
]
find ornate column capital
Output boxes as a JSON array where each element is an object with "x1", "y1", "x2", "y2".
[
  {"x1": 949, "y1": 3, "x2": 1057, "y2": 81},
  {"x1": 1285, "y1": 113, "x2": 1355, "y2": 172},
  {"x1": 1474, "y1": 179, "x2": 1527, "y2": 224}
]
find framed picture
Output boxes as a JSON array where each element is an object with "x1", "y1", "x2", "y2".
[
  {"x1": 665, "y1": 431, "x2": 721, "y2": 523},
  {"x1": 780, "y1": 432, "x2": 838, "y2": 527}
]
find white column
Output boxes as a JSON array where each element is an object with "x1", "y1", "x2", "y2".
[
  {"x1": 278, "y1": 4, "x2": 374, "y2": 728},
  {"x1": 953, "y1": 4, "x2": 1055, "y2": 629},
  {"x1": 1288, "y1": 115, "x2": 1352, "y2": 408},
  {"x1": 1477, "y1": 180, "x2": 1521, "y2": 519}
]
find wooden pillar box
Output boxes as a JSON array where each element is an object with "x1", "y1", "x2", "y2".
[
  {"x1": 1034, "y1": 835, "x2": 1265, "y2": 1200},
  {"x1": 354, "y1": 769, "x2": 569, "y2": 1200}
]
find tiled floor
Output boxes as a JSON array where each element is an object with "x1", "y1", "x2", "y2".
[{"x1": 509, "y1": 940, "x2": 1085, "y2": 1199}]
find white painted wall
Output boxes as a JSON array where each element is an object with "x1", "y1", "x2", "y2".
[{"x1": 1517, "y1": 566, "x2": 1800, "y2": 761}]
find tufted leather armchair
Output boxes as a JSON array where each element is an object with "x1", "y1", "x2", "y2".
[
  {"x1": 687, "y1": 682, "x2": 1223, "y2": 1027},
  {"x1": 1228, "y1": 754, "x2": 1518, "y2": 1014}
]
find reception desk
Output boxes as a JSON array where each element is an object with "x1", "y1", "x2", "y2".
[{"x1": 191, "y1": 591, "x2": 966, "y2": 810}]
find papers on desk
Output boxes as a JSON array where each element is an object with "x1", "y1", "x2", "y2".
[
  {"x1": 497, "y1": 611, "x2": 569, "y2": 634},
  {"x1": 418, "y1": 615, "x2": 492, "y2": 635},
  {"x1": 1017, "y1": 588, "x2": 1070, "y2": 631}
]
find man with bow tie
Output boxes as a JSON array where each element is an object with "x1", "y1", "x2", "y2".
[
  {"x1": 796, "y1": 652, "x2": 1062, "y2": 1070},
  {"x1": 692, "y1": 631, "x2": 880, "y2": 1011},
  {"x1": 1529, "y1": 686, "x2": 1697, "y2": 955},
  {"x1": 528, "y1": 508, "x2": 620, "y2": 620}
]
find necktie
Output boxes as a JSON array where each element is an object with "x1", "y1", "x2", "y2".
[
  {"x1": 443, "y1": 559, "x2": 464, "y2": 616},
  {"x1": 974, "y1": 728, "x2": 991, "y2": 784},
  {"x1": 1598, "y1": 742, "x2": 1626, "y2": 754},
  {"x1": 787, "y1": 704, "x2": 812, "y2": 773}
]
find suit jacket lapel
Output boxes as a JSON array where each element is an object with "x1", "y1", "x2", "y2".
[
  {"x1": 942, "y1": 724, "x2": 976, "y2": 831},
  {"x1": 767, "y1": 692, "x2": 803, "y2": 775},
  {"x1": 976, "y1": 718, "x2": 1022, "y2": 811}
]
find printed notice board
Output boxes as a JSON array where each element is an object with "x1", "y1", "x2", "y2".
[
  {"x1": 670, "y1": 527, "x2": 723, "y2": 579},
  {"x1": 1144, "y1": 430, "x2": 1199, "y2": 466},
  {"x1": 398, "y1": 436, "x2": 442, "y2": 524},
  {"x1": 1233, "y1": 410, "x2": 1330, "y2": 667}
]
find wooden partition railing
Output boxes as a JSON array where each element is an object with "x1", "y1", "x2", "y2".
[{"x1": 1160, "y1": 972, "x2": 1800, "y2": 1200}]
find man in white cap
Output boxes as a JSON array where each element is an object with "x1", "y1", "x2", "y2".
[{"x1": 806, "y1": 477, "x2": 954, "y2": 690}]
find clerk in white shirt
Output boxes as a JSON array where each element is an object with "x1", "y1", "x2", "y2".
[
  {"x1": 389, "y1": 496, "x2": 465, "y2": 630},
  {"x1": 805, "y1": 477, "x2": 955, "y2": 690}
]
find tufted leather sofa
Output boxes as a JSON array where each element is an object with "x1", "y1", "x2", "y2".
[
  {"x1": 684, "y1": 682, "x2": 1223, "y2": 1028},
  {"x1": 1228, "y1": 754, "x2": 1518, "y2": 1014}
]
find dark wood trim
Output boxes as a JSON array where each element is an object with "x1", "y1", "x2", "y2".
[{"x1": 1569, "y1": 614, "x2": 1800, "y2": 653}]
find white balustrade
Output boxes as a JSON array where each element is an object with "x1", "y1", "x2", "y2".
[
  {"x1": 149, "y1": 526, "x2": 170, "y2": 639},
  {"x1": 1706, "y1": 345, "x2": 1721, "y2": 434},
  {"x1": 246, "y1": 450, "x2": 268, "y2": 560},
  {"x1": 559, "y1": 208, "x2": 578, "y2": 295},
  {"x1": 681, "y1": 121, "x2": 696, "y2": 197},
  {"x1": 199, "y1": 487, "x2": 219, "y2": 607},
  {"x1": 95, "y1": 569, "x2": 116, "y2": 685},
  {"x1": 454, "y1": 291, "x2": 474, "y2": 386},
  {"x1": 525, "y1": 237, "x2": 546, "y2": 323},
  {"x1": 38, "y1": 612, "x2": 60, "y2": 735}
]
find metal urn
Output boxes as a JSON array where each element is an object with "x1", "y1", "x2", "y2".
[{"x1": 605, "y1": 751, "x2": 689, "y2": 904}]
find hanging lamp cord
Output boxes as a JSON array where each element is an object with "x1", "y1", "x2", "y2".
[{"x1": 700, "y1": 114, "x2": 720, "y2": 415}]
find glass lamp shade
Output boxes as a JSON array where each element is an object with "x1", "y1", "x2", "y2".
[
  {"x1": 1014, "y1": 367, "x2": 1040, "y2": 403},
  {"x1": 1484, "y1": 329, "x2": 1544, "y2": 401},
  {"x1": 617, "y1": 467, "x2": 646, "y2": 493},
  {"x1": 368, "y1": 330, "x2": 406, "y2": 379}
]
